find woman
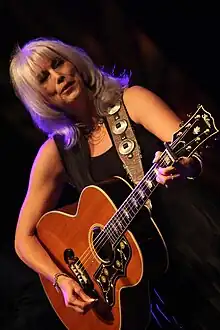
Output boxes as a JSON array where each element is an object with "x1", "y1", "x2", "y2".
[{"x1": 9, "y1": 37, "x2": 219, "y2": 329}]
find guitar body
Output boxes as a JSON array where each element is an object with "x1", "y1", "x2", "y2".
[{"x1": 37, "y1": 176, "x2": 168, "y2": 330}]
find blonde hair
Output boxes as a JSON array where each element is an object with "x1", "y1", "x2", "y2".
[{"x1": 9, "y1": 37, "x2": 130, "y2": 148}]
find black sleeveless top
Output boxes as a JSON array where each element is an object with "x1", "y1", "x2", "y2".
[
  {"x1": 54, "y1": 116, "x2": 163, "y2": 192},
  {"x1": 55, "y1": 115, "x2": 220, "y2": 330},
  {"x1": 90, "y1": 121, "x2": 162, "y2": 183}
]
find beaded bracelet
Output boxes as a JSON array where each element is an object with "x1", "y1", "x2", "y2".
[{"x1": 53, "y1": 272, "x2": 70, "y2": 292}]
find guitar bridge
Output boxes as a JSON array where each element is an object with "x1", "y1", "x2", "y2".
[{"x1": 64, "y1": 248, "x2": 98, "y2": 298}]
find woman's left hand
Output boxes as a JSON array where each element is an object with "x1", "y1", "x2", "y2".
[{"x1": 153, "y1": 151, "x2": 201, "y2": 186}]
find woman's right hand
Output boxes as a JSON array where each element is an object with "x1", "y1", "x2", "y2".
[{"x1": 57, "y1": 275, "x2": 96, "y2": 313}]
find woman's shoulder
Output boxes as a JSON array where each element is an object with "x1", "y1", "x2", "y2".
[
  {"x1": 38, "y1": 137, "x2": 60, "y2": 158},
  {"x1": 32, "y1": 137, "x2": 64, "y2": 177},
  {"x1": 123, "y1": 85, "x2": 155, "y2": 122},
  {"x1": 123, "y1": 85, "x2": 153, "y2": 100}
]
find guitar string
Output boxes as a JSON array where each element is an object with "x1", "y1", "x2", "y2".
[
  {"x1": 103, "y1": 115, "x2": 210, "y2": 246},
  {"x1": 73, "y1": 118, "x2": 204, "y2": 271},
  {"x1": 105, "y1": 128, "x2": 209, "y2": 249},
  {"x1": 73, "y1": 152, "x2": 170, "y2": 269},
  {"x1": 97, "y1": 121, "x2": 199, "y2": 244},
  {"x1": 74, "y1": 119, "x2": 202, "y2": 270},
  {"x1": 104, "y1": 128, "x2": 209, "y2": 248}
]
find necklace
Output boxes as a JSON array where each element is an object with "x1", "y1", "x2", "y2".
[{"x1": 88, "y1": 121, "x2": 106, "y2": 145}]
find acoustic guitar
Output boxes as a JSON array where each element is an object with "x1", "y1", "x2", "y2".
[{"x1": 36, "y1": 105, "x2": 219, "y2": 330}]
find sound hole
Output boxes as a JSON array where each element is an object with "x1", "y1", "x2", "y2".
[{"x1": 92, "y1": 227, "x2": 114, "y2": 263}]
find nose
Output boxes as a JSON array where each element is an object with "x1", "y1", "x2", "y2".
[{"x1": 49, "y1": 69, "x2": 65, "y2": 84}]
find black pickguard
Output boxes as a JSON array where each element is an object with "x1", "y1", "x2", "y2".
[{"x1": 94, "y1": 236, "x2": 131, "y2": 307}]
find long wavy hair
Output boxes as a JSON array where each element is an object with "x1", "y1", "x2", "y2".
[{"x1": 9, "y1": 37, "x2": 130, "y2": 148}]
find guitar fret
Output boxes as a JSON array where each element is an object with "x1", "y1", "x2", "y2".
[
  {"x1": 131, "y1": 197, "x2": 139, "y2": 208},
  {"x1": 111, "y1": 223, "x2": 119, "y2": 238},
  {"x1": 123, "y1": 209, "x2": 130, "y2": 219},
  {"x1": 138, "y1": 188, "x2": 145, "y2": 199},
  {"x1": 145, "y1": 179, "x2": 153, "y2": 189},
  {"x1": 117, "y1": 219, "x2": 124, "y2": 230}
]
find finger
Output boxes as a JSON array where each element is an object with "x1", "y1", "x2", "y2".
[
  {"x1": 156, "y1": 173, "x2": 180, "y2": 185},
  {"x1": 156, "y1": 173, "x2": 166, "y2": 185},
  {"x1": 67, "y1": 303, "x2": 84, "y2": 313},
  {"x1": 69, "y1": 300, "x2": 95, "y2": 314},
  {"x1": 152, "y1": 151, "x2": 162, "y2": 163},
  {"x1": 73, "y1": 283, "x2": 95, "y2": 303},
  {"x1": 69, "y1": 294, "x2": 90, "y2": 309},
  {"x1": 157, "y1": 166, "x2": 176, "y2": 175}
]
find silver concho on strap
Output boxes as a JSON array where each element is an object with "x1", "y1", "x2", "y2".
[
  {"x1": 107, "y1": 102, "x2": 152, "y2": 210},
  {"x1": 108, "y1": 103, "x2": 121, "y2": 115},
  {"x1": 108, "y1": 102, "x2": 136, "y2": 157},
  {"x1": 119, "y1": 139, "x2": 135, "y2": 155},
  {"x1": 112, "y1": 119, "x2": 128, "y2": 135}
]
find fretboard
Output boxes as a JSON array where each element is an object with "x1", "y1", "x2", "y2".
[{"x1": 103, "y1": 150, "x2": 173, "y2": 248}]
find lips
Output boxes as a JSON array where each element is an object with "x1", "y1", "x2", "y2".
[{"x1": 61, "y1": 81, "x2": 74, "y2": 94}]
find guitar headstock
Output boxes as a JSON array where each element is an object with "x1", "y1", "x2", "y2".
[{"x1": 171, "y1": 104, "x2": 219, "y2": 158}]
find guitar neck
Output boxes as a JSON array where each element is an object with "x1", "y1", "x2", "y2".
[
  {"x1": 103, "y1": 104, "x2": 219, "y2": 248},
  {"x1": 104, "y1": 150, "x2": 173, "y2": 248}
]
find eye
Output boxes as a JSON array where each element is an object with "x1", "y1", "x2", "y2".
[
  {"x1": 38, "y1": 71, "x2": 49, "y2": 84},
  {"x1": 51, "y1": 57, "x2": 64, "y2": 69}
]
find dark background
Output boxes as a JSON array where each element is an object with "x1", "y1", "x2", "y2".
[{"x1": 1, "y1": 0, "x2": 220, "y2": 329}]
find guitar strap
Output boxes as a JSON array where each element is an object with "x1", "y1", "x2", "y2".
[{"x1": 106, "y1": 99, "x2": 152, "y2": 209}]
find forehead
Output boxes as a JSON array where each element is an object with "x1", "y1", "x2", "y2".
[
  {"x1": 25, "y1": 46, "x2": 62, "y2": 71},
  {"x1": 35, "y1": 57, "x2": 52, "y2": 71}
]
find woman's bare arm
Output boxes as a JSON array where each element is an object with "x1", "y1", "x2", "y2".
[{"x1": 15, "y1": 138, "x2": 66, "y2": 282}]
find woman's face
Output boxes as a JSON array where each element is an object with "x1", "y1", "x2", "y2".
[{"x1": 36, "y1": 55, "x2": 84, "y2": 112}]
